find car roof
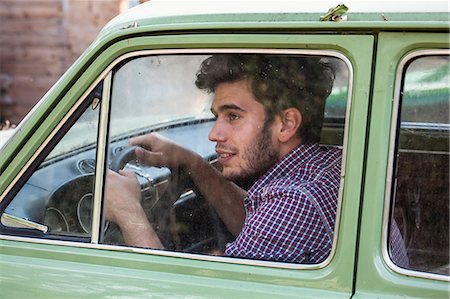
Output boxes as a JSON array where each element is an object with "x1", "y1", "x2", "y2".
[
  {"x1": 119, "y1": 0, "x2": 448, "y2": 16},
  {"x1": 98, "y1": 0, "x2": 449, "y2": 40}
]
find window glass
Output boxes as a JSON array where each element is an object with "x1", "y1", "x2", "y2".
[
  {"x1": 390, "y1": 55, "x2": 449, "y2": 275},
  {"x1": 103, "y1": 52, "x2": 350, "y2": 265},
  {"x1": 0, "y1": 84, "x2": 102, "y2": 239}
]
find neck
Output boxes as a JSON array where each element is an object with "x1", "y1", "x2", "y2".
[{"x1": 278, "y1": 137, "x2": 302, "y2": 160}]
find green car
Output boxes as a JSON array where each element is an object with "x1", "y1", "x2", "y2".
[{"x1": 0, "y1": 1, "x2": 448, "y2": 298}]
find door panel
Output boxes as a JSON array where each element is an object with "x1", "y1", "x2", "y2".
[{"x1": 357, "y1": 32, "x2": 449, "y2": 298}]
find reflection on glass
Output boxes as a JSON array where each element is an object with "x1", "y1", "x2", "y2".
[
  {"x1": 401, "y1": 56, "x2": 449, "y2": 124},
  {"x1": 391, "y1": 55, "x2": 449, "y2": 275}
]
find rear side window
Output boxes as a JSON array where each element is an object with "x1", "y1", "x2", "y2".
[{"x1": 389, "y1": 53, "x2": 449, "y2": 276}]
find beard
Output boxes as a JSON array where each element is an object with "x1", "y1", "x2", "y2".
[{"x1": 226, "y1": 121, "x2": 279, "y2": 190}]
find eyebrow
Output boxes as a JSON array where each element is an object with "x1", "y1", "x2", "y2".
[{"x1": 210, "y1": 103, "x2": 246, "y2": 115}]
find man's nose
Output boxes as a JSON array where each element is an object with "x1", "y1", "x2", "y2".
[{"x1": 208, "y1": 121, "x2": 226, "y2": 142}]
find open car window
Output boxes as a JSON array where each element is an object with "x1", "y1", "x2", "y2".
[
  {"x1": 102, "y1": 51, "x2": 350, "y2": 266},
  {"x1": 389, "y1": 53, "x2": 449, "y2": 276}
]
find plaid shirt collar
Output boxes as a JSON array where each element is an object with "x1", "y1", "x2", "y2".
[{"x1": 246, "y1": 143, "x2": 320, "y2": 200}]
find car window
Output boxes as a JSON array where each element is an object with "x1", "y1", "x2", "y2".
[
  {"x1": 102, "y1": 51, "x2": 350, "y2": 265},
  {"x1": 389, "y1": 54, "x2": 449, "y2": 275},
  {"x1": 0, "y1": 83, "x2": 102, "y2": 240}
]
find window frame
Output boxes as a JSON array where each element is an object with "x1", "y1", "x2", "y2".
[
  {"x1": 101, "y1": 48, "x2": 353, "y2": 269},
  {"x1": 383, "y1": 48, "x2": 450, "y2": 282}
]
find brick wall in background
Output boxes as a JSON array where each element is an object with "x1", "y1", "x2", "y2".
[{"x1": 0, "y1": 0, "x2": 125, "y2": 125}]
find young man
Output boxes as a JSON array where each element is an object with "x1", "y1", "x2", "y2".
[{"x1": 105, "y1": 54, "x2": 395, "y2": 264}]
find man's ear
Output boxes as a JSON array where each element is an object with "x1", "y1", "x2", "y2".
[{"x1": 277, "y1": 108, "x2": 302, "y2": 143}]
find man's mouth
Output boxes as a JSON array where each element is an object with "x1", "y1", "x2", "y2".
[{"x1": 216, "y1": 148, "x2": 236, "y2": 164}]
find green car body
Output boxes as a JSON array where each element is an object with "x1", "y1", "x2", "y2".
[{"x1": 0, "y1": 1, "x2": 448, "y2": 298}]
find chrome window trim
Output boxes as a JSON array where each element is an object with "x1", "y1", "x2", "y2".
[
  {"x1": 91, "y1": 72, "x2": 112, "y2": 244},
  {"x1": 383, "y1": 49, "x2": 450, "y2": 282},
  {"x1": 0, "y1": 48, "x2": 353, "y2": 271}
]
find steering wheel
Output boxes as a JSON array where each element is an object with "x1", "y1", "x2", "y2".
[
  {"x1": 104, "y1": 145, "x2": 193, "y2": 248},
  {"x1": 109, "y1": 145, "x2": 138, "y2": 172}
]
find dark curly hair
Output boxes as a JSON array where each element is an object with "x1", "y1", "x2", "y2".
[{"x1": 195, "y1": 54, "x2": 334, "y2": 143}]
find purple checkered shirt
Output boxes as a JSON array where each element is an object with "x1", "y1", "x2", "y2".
[{"x1": 224, "y1": 143, "x2": 342, "y2": 263}]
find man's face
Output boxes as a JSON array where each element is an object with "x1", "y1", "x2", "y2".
[{"x1": 209, "y1": 80, "x2": 279, "y2": 183}]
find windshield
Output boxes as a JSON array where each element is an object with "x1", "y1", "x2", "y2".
[{"x1": 110, "y1": 55, "x2": 214, "y2": 139}]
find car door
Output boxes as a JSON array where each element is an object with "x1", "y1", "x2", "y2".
[
  {"x1": 355, "y1": 32, "x2": 449, "y2": 298},
  {"x1": 0, "y1": 31, "x2": 374, "y2": 298}
]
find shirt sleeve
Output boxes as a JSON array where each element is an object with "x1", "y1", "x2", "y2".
[
  {"x1": 224, "y1": 188, "x2": 333, "y2": 263},
  {"x1": 389, "y1": 219, "x2": 410, "y2": 268}
]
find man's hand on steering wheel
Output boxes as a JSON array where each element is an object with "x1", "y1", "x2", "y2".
[
  {"x1": 104, "y1": 169, "x2": 141, "y2": 226},
  {"x1": 130, "y1": 133, "x2": 192, "y2": 170},
  {"x1": 103, "y1": 132, "x2": 205, "y2": 250},
  {"x1": 104, "y1": 169, "x2": 163, "y2": 249}
]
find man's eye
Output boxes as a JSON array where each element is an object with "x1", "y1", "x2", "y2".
[{"x1": 228, "y1": 113, "x2": 240, "y2": 121}]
